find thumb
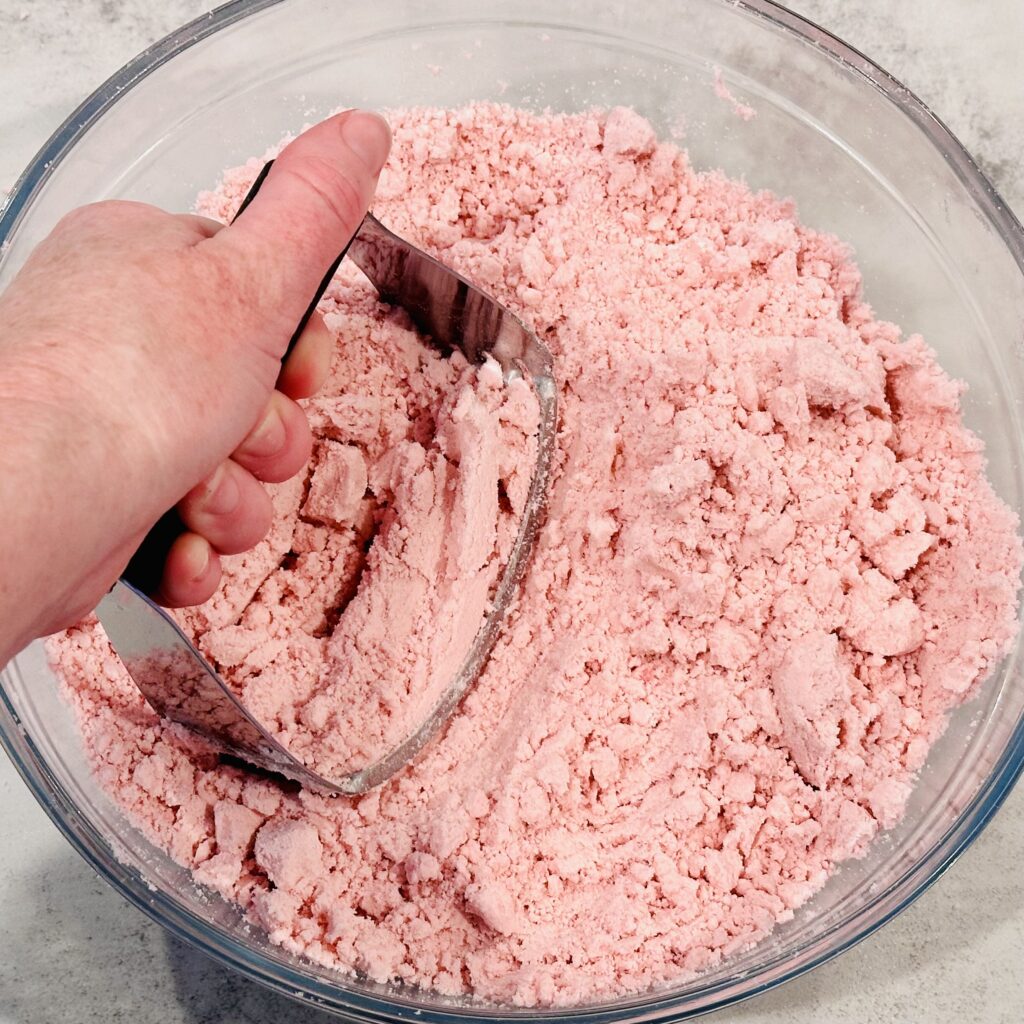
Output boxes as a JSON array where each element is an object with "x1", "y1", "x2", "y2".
[{"x1": 213, "y1": 109, "x2": 391, "y2": 318}]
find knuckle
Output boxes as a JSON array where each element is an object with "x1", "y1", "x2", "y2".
[
  {"x1": 55, "y1": 199, "x2": 153, "y2": 233},
  {"x1": 285, "y1": 154, "x2": 367, "y2": 235},
  {"x1": 53, "y1": 202, "x2": 105, "y2": 235}
]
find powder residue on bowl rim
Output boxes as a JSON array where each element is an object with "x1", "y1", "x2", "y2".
[
  {"x1": 50, "y1": 102, "x2": 1022, "y2": 1007},
  {"x1": 712, "y1": 67, "x2": 757, "y2": 121}
]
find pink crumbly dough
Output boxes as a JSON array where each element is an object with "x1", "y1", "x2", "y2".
[
  {"x1": 50, "y1": 104, "x2": 1021, "y2": 1006},
  {"x1": 169, "y1": 346, "x2": 538, "y2": 779}
]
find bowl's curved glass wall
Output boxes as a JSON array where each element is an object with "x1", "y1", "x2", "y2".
[{"x1": 2, "y1": 1, "x2": 1023, "y2": 1020}]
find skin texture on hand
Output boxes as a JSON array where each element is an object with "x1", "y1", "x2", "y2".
[{"x1": 0, "y1": 110, "x2": 392, "y2": 665}]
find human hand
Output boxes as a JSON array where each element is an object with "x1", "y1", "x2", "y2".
[{"x1": 0, "y1": 110, "x2": 391, "y2": 661}]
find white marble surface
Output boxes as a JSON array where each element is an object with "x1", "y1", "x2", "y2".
[{"x1": 1, "y1": 2, "x2": 1022, "y2": 1022}]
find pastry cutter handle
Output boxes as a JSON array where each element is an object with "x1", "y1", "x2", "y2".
[{"x1": 123, "y1": 160, "x2": 355, "y2": 593}]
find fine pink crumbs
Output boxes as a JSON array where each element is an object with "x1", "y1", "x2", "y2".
[{"x1": 51, "y1": 104, "x2": 1021, "y2": 1007}]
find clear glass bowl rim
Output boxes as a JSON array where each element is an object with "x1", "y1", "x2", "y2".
[{"x1": 1, "y1": 1, "x2": 1023, "y2": 1021}]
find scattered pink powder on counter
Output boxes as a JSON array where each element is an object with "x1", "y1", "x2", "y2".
[{"x1": 50, "y1": 103, "x2": 1021, "y2": 1007}]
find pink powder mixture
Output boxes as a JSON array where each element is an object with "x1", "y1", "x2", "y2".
[
  {"x1": 169, "y1": 347, "x2": 538, "y2": 780},
  {"x1": 50, "y1": 104, "x2": 1022, "y2": 1007}
]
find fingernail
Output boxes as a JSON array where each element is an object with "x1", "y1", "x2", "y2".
[
  {"x1": 341, "y1": 110, "x2": 392, "y2": 175},
  {"x1": 247, "y1": 405, "x2": 287, "y2": 458},
  {"x1": 204, "y1": 463, "x2": 240, "y2": 516},
  {"x1": 190, "y1": 539, "x2": 211, "y2": 583}
]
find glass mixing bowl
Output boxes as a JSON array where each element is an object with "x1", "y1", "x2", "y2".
[{"x1": 2, "y1": 0, "x2": 1023, "y2": 1019}]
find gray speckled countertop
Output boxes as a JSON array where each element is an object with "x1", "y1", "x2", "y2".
[{"x1": 1, "y1": 2, "x2": 1022, "y2": 1022}]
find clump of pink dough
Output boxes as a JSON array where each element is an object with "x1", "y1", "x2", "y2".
[
  {"x1": 170, "y1": 332, "x2": 537, "y2": 778},
  {"x1": 50, "y1": 103, "x2": 1021, "y2": 1008}
]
